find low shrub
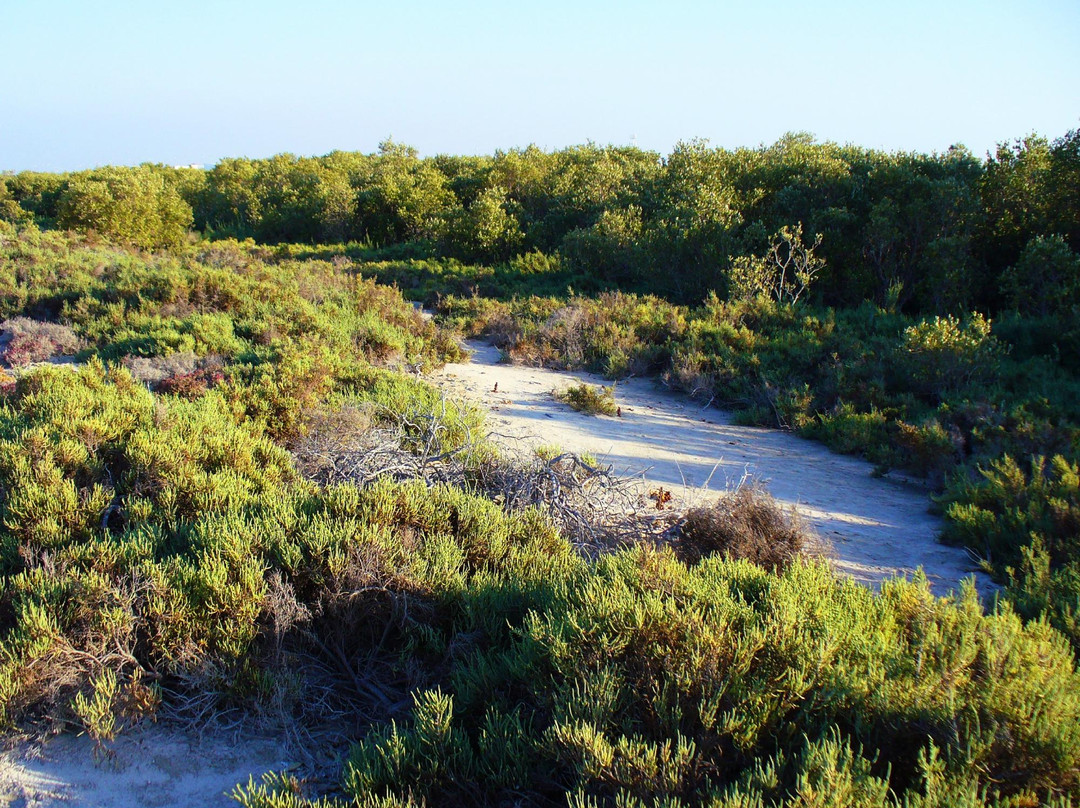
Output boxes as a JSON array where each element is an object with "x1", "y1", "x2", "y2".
[
  {"x1": 555, "y1": 382, "x2": 617, "y2": 416},
  {"x1": 804, "y1": 404, "x2": 895, "y2": 465},
  {"x1": 0, "y1": 317, "x2": 82, "y2": 366},
  {"x1": 893, "y1": 417, "x2": 965, "y2": 486},
  {"x1": 237, "y1": 550, "x2": 1080, "y2": 806},
  {"x1": 895, "y1": 312, "x2": 1007, "y2": 399},
  {"x1": 1005, "y1": 540, "x2": 1080, "y2": 652},
  {"x1": 941, "y1": 453, "x2": 1080, "y2": 568},
  {"x1": 3, "y1": 223, "x2": 1080, "y2": 806}
]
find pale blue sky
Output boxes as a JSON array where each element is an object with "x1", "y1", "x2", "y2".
[{"x1": 2, "y1": 0, "x2": 1078, "y2": 171}]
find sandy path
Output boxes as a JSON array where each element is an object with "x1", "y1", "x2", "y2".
[
  {"x1": 0, "y1": 723, "x2": 305, "y2": 807},
  {"x1": 436, "y1": 341, "x2": 994, "y2": 597}
]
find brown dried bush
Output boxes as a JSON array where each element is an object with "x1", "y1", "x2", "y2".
[
  {"x1": 156, "y1": 368, "x2": 225, "y2": 399},
  {"x1": 483, "y1": 309, "x2": 524, "y2": 351},
  {"x1": 122, "y1": 352, "x2": 200, "y2": 386},
  {"x1": 291, "y1": 404, "x2": 377, "y2": 485},
  {"x1": 122, "y1": 353, "x2": 226, "y2": 398},
  {"x1": 675, "y1": 483, "x2": 813, "y2": 571},
  {"x1": 538, "y1": 304, "x2": 589, "y2": 367}
]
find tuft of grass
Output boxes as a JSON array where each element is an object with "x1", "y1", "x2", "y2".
[{"x1": 554, "y1": 382, "x2": 617, "y2": 416}]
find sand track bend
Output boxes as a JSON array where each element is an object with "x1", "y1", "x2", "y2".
[{"x1": 436, "y1": 341, "x2": 995, "y2": 598}]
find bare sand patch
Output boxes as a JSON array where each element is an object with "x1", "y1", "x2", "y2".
[
  {"x1": 0, "y1": 723, "x2": 304, "y2": 808},
  {"x1": 436, "y1": 340, "x2": 996, "y2": 597}
]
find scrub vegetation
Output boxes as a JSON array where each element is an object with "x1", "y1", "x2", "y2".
[
  {"x1": 555, "y1": 382, "x2": 618, "y2": 416},
  {"x1": 1, "y1": 125, "x2": 1079, "y2": 806}
]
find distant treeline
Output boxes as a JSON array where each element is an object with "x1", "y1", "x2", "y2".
[{"x1": 3, "y1": 131, "x2": 1079, "y2": 314}]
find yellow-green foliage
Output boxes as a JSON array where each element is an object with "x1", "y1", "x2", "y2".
[
  {"x1": 943, "y1": 454, "x2": 1080, "y2": 568},
  {"x1": 0, "y1": 361, "x2": 295, "y2": 552},
  {"x1": 556, "y1": 382, "x2": 618, "y2": 416},
  {"x1": 56, "y1": 166, "x2": 193, "y2": 249},
  {"x1": 318, "y1": 553, "x2": 1080, "y2": 807},
  {"x1": 0, "y1": 226, "x2": 462, "y2": 373},
  {"x1": 897, "y1": 312, "x2": 1006, "y2": 397},
  {"x1": 943, "y1": 454, "x2": 1080, "y2": 649}
]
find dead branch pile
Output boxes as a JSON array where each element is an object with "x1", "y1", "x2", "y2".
[
  {"x1": 292, "y1": 396, "x2": 817, "y2": 567},
  {"x1": 291, "y1": 398, "x2": 680, "y2": 554},
  {"x1": 474, "y1": 451, "x2": 679, "y2": 555},
  {"x1": 291, "y1": 401, "x2": 479, "y2": 489}
]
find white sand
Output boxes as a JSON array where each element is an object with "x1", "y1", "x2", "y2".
[
  {"x1": 0, "y1": 724, "x2": 297, "y2": 807},
  {"x1": 436, "y1": 340, "x2": 996, "y2": 597}
]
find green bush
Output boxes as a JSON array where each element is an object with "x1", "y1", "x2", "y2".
[
  {"x1": 57, "y1": 166, "x2": 193, "y2": 249},
  {"x1": 1002, "y1": 234, "x2": 1080, "y2": 317},
  {"x1": 942, "y1": 454, "x2": 1080, "y2": 569},
  {"x1": 305, "y1": 552, "x2": 1080, "y2": 805},
  {"x1": 555, "y1": 382, "x2": 618, "y2": 416},
  {"x1": 896, "y1": 312, "x2": 1007, "y2": 399}
]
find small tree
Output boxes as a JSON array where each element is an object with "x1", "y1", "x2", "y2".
[
  {"x1": 447, "y1": 185, "x2": 523, "y2": 262},
  {"x1": 57, "y1": 166, "x2": 192, "y2": 248},
  {"x1": 729, "y1": 223, "x2": 823, "y2": 304},
  {"x1": 1002, "y1": 234, "x2": 1080, "y2": 317}
]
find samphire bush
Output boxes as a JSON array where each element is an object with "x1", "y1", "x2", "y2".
[
  {"x1": 0, "y1": 313, "x2": 1073, "y2": 808},
  {"x1": 234, "y1": 547, "x2": 1080, "y2": 807}
]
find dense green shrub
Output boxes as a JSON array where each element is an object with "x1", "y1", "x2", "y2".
[
  {"x1": 1002, "y1": 234, "x2": 1080, "y2": 317},
  {"x1": 0, "y1": 226, "x2": 462, "y2": 380},
  {"x1": 942, "y1": 454, "x2": 1080, "y2": 568},
  {"x1": 895, "y1": 312, "x2": 1007, "y2": 399},
  {"x1": 10, "y1": 124, "x2": 1080, "y2": 316},
  {"x1": 436, "y1": 287, "x2": 1080, "y2": 672},
  {"x1": 230, "y1": 550, "x2": 1080, "y2": 806},
  {"x1": 56, "y1": 166, "x2": 193, "y2": 249}
]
